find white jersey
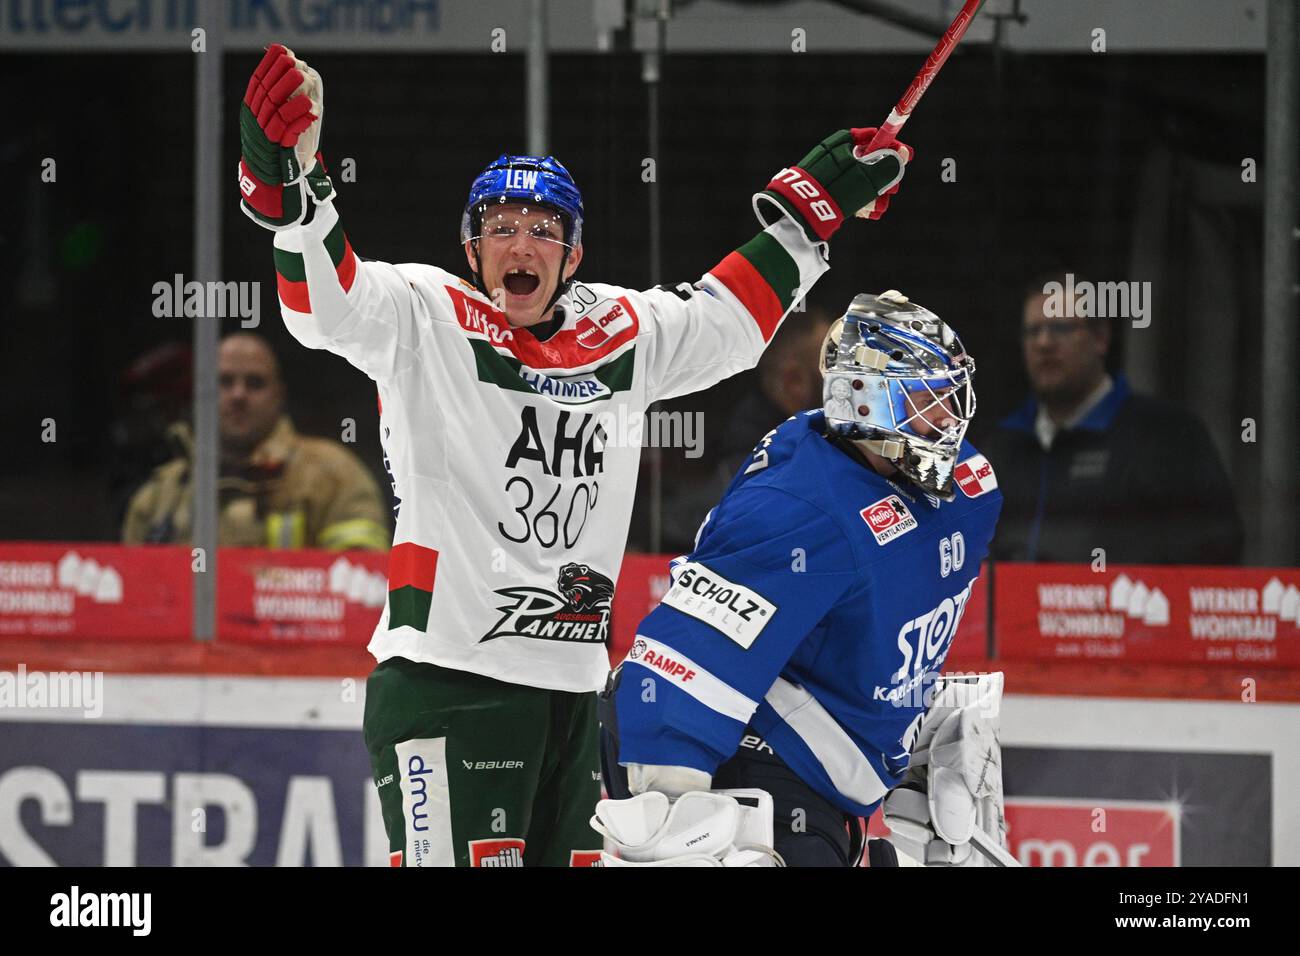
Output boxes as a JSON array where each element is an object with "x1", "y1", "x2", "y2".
[{"x1": 272, "y1": 199, "x2": 828, "y2": 692}]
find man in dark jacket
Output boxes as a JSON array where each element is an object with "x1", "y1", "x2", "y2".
[{"x1": 981, "y1": 281, "x2": 1242, "y2": 565}]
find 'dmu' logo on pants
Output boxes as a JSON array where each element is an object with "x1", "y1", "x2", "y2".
[
  {"x1": 470, "y1": 838, "x2": 525, "y2": 867},
  {"x1": 395, "y1": 738, "x2": 455, "y2": 867}
]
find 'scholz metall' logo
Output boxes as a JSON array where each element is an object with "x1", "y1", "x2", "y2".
[
  {"x1": 861, "y1": 495, "x2": 918, "y2": 545},
  {"x1": 954, "y1": 454, "x2": 998, "y2": 498},
  {"x1": 661, "y1": 562, "x2": 776, "y2": 650}
]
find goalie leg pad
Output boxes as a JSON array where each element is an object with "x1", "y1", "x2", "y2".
[{"x1": 591, "y1": 788, "x2": 778, "y2": 867}]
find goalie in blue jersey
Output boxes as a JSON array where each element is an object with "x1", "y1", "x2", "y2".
[{"x1": 593, "y1": 291, "x2": 1015, "y2": 867}]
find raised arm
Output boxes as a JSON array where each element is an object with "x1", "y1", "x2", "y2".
[
  {"x1": 639, "y1": 128, "x2": 912, "y2": 403},
  {"x1": 237, "y1": 43, "x2": 423, "y2": 383}
]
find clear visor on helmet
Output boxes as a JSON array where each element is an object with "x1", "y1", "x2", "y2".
[{"x1": 461, "y1": 203, "x2": 574, "y2": 250}]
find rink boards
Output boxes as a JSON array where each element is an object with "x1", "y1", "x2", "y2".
[{"x1": 0, "y1": 674, "x2": 1289, "y2": 866}]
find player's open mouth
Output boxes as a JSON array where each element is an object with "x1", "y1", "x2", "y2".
[{"x1": 504, "y1": 268, "x2": 541, "y2": 297}]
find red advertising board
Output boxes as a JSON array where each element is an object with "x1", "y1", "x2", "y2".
[
  {"x1": 0, "y1": 542, "x2": 190, "y2": 641},
  {"x1": 1005, "y1": 798, "x2": 1180, "y2": 867},
  {"x1": 864, "y1": 798, "x2": 1180, "y2": 866},
  {"x1": 996, "y1": 563, "x2": 1300, "y2": 667},
  {"x1": 2, "y1": 542, "x2": 1295, "y2": 671},
  {"x1": 609, "y1": 553, "x2": 674, "y2": 663},
  {"x1": 945, "y1": 566, "x2": 989, "y2": 665},
  {"x1": 217, "y1": 548, "x2": 388, "y2": 644}
]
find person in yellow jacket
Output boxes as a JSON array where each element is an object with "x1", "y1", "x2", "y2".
[{"x1": 122, "y1": 333, "x2": 389, "y2": 551}]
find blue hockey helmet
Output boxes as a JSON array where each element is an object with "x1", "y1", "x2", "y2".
[
  {"x1": 460, "y1": 153, "x2": 584, "y2": 248},
  {"x1": 460, "y1": 154, "x2": 584, "y2": 311},
  {"x1": 820, "y1": 291, "x2": 976, "y2": 499}
]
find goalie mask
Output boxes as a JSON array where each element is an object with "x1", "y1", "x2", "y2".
[{"x1": 820, "y1": 291, "x2": 976, "y2": 499}]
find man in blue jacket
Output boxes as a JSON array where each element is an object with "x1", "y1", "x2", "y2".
[{"x1": 982, "y1": 277, "x2": 1241, "y2": 565}]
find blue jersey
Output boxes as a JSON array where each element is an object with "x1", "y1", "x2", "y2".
[{"x1": 614, "y1": 411, "x2": 1002, "y2": 816}]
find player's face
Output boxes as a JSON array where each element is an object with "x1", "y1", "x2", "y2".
[
  {"x1": 218, "y1": 337, "x2": 284, "y2": 453},
  {"x1": 903, "y1": 384, "x2": 958, "y2": 439},
  {"x1": 466, "y1": 203, "x2": 583, "y2": 328},
  {"x1": 1022, "y1": 293, "x2": 1109, "y2": 405}
]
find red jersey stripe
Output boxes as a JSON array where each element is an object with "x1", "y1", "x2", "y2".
[
  {"x1": 388, "y1": 542, "x2": 439, "y2": 593},
  {"x1": 708, "y1": 251, "x2": 784, "y2": 343}
]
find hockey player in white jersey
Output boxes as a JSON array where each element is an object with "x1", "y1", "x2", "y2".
[
  {"x1": 594, "y1": 292, "x2": 1012, "y2": 866},
  {"x1": 237, "y1": 43, "x2": 911, "y2": 866}
]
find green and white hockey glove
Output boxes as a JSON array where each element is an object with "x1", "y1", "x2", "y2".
[
  {"x1": 755, "y1": 127, "x2": 913, "y2": 242},
  {"x1": 237, "y1": 43, "x2": 335, "y2": 231}
]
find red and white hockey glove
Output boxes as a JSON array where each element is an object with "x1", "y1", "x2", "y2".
[
  {"x1": 754, "y1": 127, "x2": 913, "y2": 242},
  {"x1": 237, "y1": 43, "x2": 335, "y2": 230}
]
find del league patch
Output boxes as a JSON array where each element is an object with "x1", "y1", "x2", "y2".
[
  {"x1": 861, "y1": 495, "x2": 918, "y2": 545},
  {"x1": 575, "y1": 297, "x2": 634, "y2": 349},
  {"x1": 954, "y1": 454, "x2": 998, "y2": 498}
]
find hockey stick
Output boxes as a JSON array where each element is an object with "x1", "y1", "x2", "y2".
[
  {"x1": 856, "y1": 0, "x2": 987, "y2": 156},
  {"x1": 970, "y1": 827, "x2": 1023, "y2": 867}
]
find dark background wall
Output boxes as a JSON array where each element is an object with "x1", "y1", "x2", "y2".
[{"x1": 0, "y1": 48, "x2": 1276, "y2": 553}]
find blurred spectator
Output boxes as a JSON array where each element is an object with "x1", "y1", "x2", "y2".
[
  {"x1": 714, "y1": 307, "x2": 835, "y2": 479},
  {"x1": 109, "y1": 342, "x2": 193, "y2": 531},
  {"x1": 658, "y1": 308, "x2": 833, "y2": 551},
  {"x1": 981, "y1": 276, "x2": 1242, "y2": 565},
  {"x1": 122, "y1": 333, "x2": 389, "y2": 551}
]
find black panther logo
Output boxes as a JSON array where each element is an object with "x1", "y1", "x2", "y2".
[{"x1": 558, "y1": 563, "x2": 614, "y2": 613}]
